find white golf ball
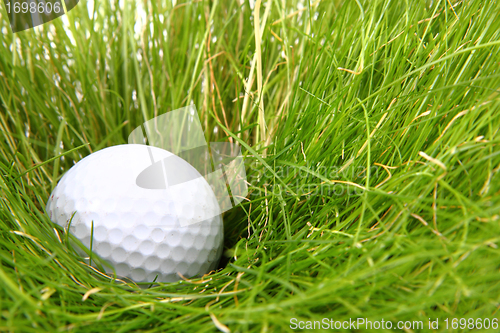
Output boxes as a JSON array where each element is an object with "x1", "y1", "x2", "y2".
[{"x1": 46, "y1": 144, "x2": 224, "y2": 283}]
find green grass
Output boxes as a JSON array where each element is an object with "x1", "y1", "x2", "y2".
[{"x1": 1, "y1": 0, "x2": 500, "y2": 331}]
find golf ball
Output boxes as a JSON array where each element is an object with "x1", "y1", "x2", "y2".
[{"x1": 46, "y1": 144, "x2": 224, "y2": 283}]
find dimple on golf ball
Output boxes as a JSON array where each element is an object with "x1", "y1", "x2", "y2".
[{"x1": 46, "y1": 144, "x2": 224, "y2": 283}]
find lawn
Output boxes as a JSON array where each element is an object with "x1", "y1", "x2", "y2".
[{"x1": 1, "y1": 0, "x2": 500, "y2": 331}]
